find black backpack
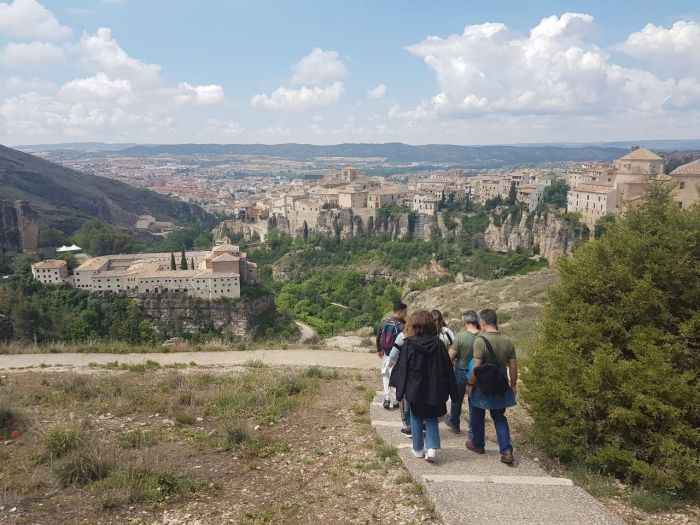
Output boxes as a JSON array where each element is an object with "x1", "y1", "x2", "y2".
[{"x1": 473, "y1": 336, "x2": 510, "y2": 395}]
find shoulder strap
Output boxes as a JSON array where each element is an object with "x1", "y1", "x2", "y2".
[
  {"x1": 445, "y1": 330, "x2": 453, "y2": 345},
  {"x1": 477, "y1": 335, "x2": 497, "y2": 365}
]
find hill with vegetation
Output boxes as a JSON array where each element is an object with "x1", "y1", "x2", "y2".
[
  {"x1": 118, "y1": 142, "x2": 627, "y2": 166},
  {"x1": 0, "y1": 144, "x2": 211, "y2": 234}
]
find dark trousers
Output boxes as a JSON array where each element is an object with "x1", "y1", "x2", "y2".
[{"x1": 449, "y1": 369, "x2": 468, "y2": 430}]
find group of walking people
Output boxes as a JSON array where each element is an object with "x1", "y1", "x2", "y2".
[{"x1": 376, "y1": 303, "x2": 518, "y2": 464}]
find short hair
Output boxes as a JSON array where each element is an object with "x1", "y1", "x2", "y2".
[
  {"x1": 430, "y1": 309, "x2": 446, "y2": 329},
  {"x1": 404, "y1": 310, "x2": 438, "y2": 337},
  {"x1": 393, "y1": 302, "x2": 408, "y2": 313},
  {"x1": 479, "y1": 308, "x2": 498, "y2": 327},
  {"x1": 461, "y1": 310, "x2": 479, "y2": 326}
]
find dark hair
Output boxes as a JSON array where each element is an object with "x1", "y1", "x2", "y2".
[
  {"x1": 393, "y1": 302, "x2": 408, "y2": 313},
  {"x1": 479, "y1": 308, "x2": 498, "y2": 327},
  {"x1": 431, "y1": 309, "x2": 446, "y2": 329},
  {"x1": 462, "y1": 310, "x2": 479, "y2": 326},
  {"x1": 404, "y1": 310, "x2": 438, "y2": 338}
]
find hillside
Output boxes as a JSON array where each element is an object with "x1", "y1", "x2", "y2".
[
  {"x1": 118, "y1": 142, "x2": 627, "y2": 166},
  {"x1": 0, "y1": 144, "x2": 211, "y2": 233}
]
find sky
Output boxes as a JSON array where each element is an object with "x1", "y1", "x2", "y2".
[{"x1": 1, "y1": 0, "x2": 699, "y2": 146}]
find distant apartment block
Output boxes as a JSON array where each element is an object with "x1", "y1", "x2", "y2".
[
  {"x1": 31, "y1": 260, "x2": 68, "y2": 285},
  {"x1": 517, "y1": 184, "x2": 545, "y2": 211}
]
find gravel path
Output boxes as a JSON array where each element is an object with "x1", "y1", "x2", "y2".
[{"x1": 0, "y1": 349, "x2": 378, "y2": 370}]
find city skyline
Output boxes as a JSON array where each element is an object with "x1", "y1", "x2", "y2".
[{"x1": 1, "y1": 0, "x2": 700, "y2": 145}]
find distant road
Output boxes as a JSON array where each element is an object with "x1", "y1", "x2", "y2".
[{"x1": 0, "y1": 349, "x2": 377, "y2": 371}]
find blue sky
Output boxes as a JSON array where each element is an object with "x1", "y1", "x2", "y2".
[{"x1": 1, "y1": 0, "x2": 699, "y2": 145}]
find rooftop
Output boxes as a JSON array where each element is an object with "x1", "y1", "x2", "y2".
[
  {"x1": 617, "y1": 147, "x2": 663, "y2": 162},
  {"x1": 670, "y1": 159, "x2": 700, "y2": 176},
  {"x1": 574, "y1": 184, "x2": 617, "y2": 195},
  {"x1": 32, "y1": 259, "x2": 67, "y2": 270}
]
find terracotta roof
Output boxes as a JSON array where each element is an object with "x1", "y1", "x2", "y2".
[
  {"x1": 32, "y1": 259, "x2": 67, "y2": 270},
  {"x1": 212, "y1": 253, "x2": 239, "y2": 262},
  {"x1": 670, "y1": 159, "x2": 700, "y2": 176},
  {"x1": 574, "y1": 184, "x2": 616, "y2": 195},
  {"x1": 212, "y1": 243, "x2": 239, "y2": 252},
  {"x1": 617, "y1": 147, "x2": 663, "y2": 161}
]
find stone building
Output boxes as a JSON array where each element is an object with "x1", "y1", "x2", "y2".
[
  {"x1": 668, "y1": 159, "x2": 700, "y2": 209},
  {"x1": 31, "y1": 260, "x2": 68, "y2": 285},
  {"x1": 517, "y1": 184, "x2": 545, "y2": 211}
]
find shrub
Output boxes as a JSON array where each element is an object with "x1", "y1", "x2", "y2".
[
  {"x1": 53, "y1": 448, "x2": 115, "y2": 486},
  {"x1": 0, "y1": 403, "x2": 23, "y2": 439},
  {"x1": 117, "y1": 429, "x2": 158, "y2": 449},
  {"x1": 106, "y1": 467, "x2": 204, "y2": 504},
  {"x1": 523, "y1": 184, "x2": 700, "y2": 497},
  {"x1": 43, "y1": 424, "x2": 81, "y2": 458},
  {"x1": 221, "y1": 423, "x2": 252, "y2": 451}
]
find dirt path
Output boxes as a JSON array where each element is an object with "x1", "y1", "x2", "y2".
[
  {"x1": 0, "y1": 349, "x2": 377, "y2": 371},
  {"x1": 295, "y1": 321, "x2": 318, "y2": 342}
]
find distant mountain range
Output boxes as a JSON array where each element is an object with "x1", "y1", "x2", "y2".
[
  {"x1": 0, "y1": 144, "x2": 210, "y2": 234},
  {"x1": 14, "y1": 140, "x2": 700, "y2": 167}
]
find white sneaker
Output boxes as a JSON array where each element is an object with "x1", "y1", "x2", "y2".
[
  {"x1": 425, "y1": 448, "x2": 437, "y2": 462},
  {"x1": 412, "y1": 449, "x2": 425, "y2": 459}
]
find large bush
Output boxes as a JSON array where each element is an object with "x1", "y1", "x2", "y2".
[{"x1": 523, "y1": 184, "x2": 699, "y2": 497}]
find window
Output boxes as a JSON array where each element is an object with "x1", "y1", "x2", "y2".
[{"x1": 679, "y1": 182, "x2": 686, "y2": 189}]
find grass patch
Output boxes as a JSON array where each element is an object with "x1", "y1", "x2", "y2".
[
  {"x1": 0, "y1": 402, "x2": 23, "y2": 438},
  {"x1": 117, "y1": 429, "x2": 159, "y2": 449},
  {"x1": 243, "y1": 359, "x2": 267, "y2": 368},
  {"x1": 376, "y1": 444, "x2": 400, "y2": 464},
  {"x1": 104, "y1": 467, "x2": 205, "y2": 505},
  {"x1": 628, "y1": 489, "x2": 685, "y2": 513},
  {"x1": 42, "y1": 423, "x2": 82, "y2": 458},
  {"x1": 567, "y1": 466, "x2": 621, "y2": 498},
  {"x1": 304, "y1": 366, "x2": 339, "y2": 379},
  {"x1": 221, "y1": 423, "x2": 252, "y2": 451},
  {"x1": 53, "y1": 448, "x2": 115, "y2": 486},
  {"x1": 90, "y1": 360, "x2": 162, "y2": 372}
]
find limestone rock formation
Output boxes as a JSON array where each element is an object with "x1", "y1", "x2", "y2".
[
  {"x1": 0, "y1": 200, "x2": 39, "y2": 251},
  {"x1": 483, "y1": 209, "x2": 585, "y2": 262}
]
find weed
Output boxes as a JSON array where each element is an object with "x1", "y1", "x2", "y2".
[
  {"x1": 117, "y1": 429, "x2": 158, "y2": 449},
  {"x1": 53, "y1": 448, "x2": 115, "y2": 486},
  {"x1": 43, "y1": 424, "x2": 81, "y2": 458},
  {"x1": 305, "y1": 366, "x2": 339, "y2": 380},
  {"x1": 350, "y1": 403, "x2": 369, "y2": 416},
  {"x1": 0, "y1": 402, "x2": 23, "y2": 438},
  {"x1": 395, "y1": 474, "x2": 413, "y2": 485},
  {"x1": 243, "y1": 359, "x2": 266, "y2": 368},
  {"x1": 376, "y1": 444, "x2": 400, "y2": 464},
  {"x1": 628, "y1": 489, "x2": 684, "y2": 513},
  {"x1": 221, "y1": 423, "x2": 252, "y2": 451},
  {"x1": 255, "y1": 441, "x2": 291, "y2": 458},
  {"x1": 567, "y1": 466, "x2": 621, "y2": 498},
  {"x1": 106, "y1": 467, "x2": 205, "y2": 504},
  {"x1": 407, "y1": 482, "x2": 424, "y2": 495},
  {"x1": 57, "y1": 374, "x2": 98, "y2": 400}
]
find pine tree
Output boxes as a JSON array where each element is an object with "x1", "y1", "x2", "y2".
[
  {"x1": 522, "y1": 183, "x2": 700, "y2": 495},
  {"x1": 507, "y1": 181, "x2": 517, "y2": 205},
  {"x1": 190, "y1": 257, "x2": 195, "y2": 270},
  {"x1": 302, "y1": 220, "x2": 309, "y2": 241},
  {"x1": 170, "y1": 252, "x2": 176, "y2": 270},
  {"x1": 180, "y1": 249, "x2": 188, "y2": 270}
]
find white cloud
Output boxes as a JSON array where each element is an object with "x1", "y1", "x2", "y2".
[
  {"x1": 0, "y1": 41, "x2": 64, "y2": 68},
  {"x1": 367, "y1": 83, "x2": 387, "y2": 99},
  {"x1": 398, "y1": 13, "x2": 700, "y2": 120},
  {"x1": 171, "y1": 83, "x2": 225, "y2": 105},
  {"x1": 0, "y1": 0, "x2": 71, "y2": 40},
  {"x1": 60, "y1": 73, "x2": 133, "y2": 103},
  {"x1": 290, "y1": 47, "x2": 347, "y2": 85},
  {"x1": 615, "y1": 20, "x2": 700, "y2": 79},
  {"x1": 251, "y1": 81, "x2": 344, "y2": 110}
]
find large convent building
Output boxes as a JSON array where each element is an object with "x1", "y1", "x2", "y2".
[
  {"x1": 32, "y1": 243, "x2": 260, "y2": 300},
  {"x1": 567, "y1": 147, "x2": 699, "y2": 228}
]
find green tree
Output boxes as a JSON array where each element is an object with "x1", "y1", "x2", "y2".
[
  {"x1": 71, "y1": 219, "x2": 136, "y2": 256},
  {"x1": 38, "y1": 227, "x2": 66, "y2": 248},
  {"x1": 506, "y1": 182, "x2": 517, "y2": 206},
  {"x1": 523, "y1": 184, "x2": 700, "y2": 495},
  {"x1": 170, "y1": 252, "x2": 176, "y2": 270},
  {"x1": 302, "y1": 220, "x2": 309, "y2": 241},
  {"x1": 180, "y1": 249, "x2": 188, "y2": 270},
  {"x1": 193, "y1": 232, "x2": 212, "y2": 249},
  {"x1": 191, "y1": 257, "x2": 195, "y2": 270},
  {"x1": 542, "y1": 179, "x2": 570, "y2": 208}
]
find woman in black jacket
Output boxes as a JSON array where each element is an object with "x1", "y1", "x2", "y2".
[{"x1": 390, "y1": 310, "x2": 459, "y2": 462}]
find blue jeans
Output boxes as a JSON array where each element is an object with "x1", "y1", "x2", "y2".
[
  {"x1": 411, "y1": 415, "x2": 440, "y2": 452},
  {"x1": 469, "y1": 404, "x2": 512, "y2": 454},
  {"x1": 449, "y1": 369, "x2": 468, "y2": 428}
]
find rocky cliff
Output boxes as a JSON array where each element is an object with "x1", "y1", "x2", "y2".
[
  {"x1": 0, "y1": 200, "x2": 39, "y2": 251},
  {"x1": 483, "y1": 209, "x2": 586, "y2": 262},
  {"x1": 135, "y1": 293, "x2": 275, "y2": 340}
]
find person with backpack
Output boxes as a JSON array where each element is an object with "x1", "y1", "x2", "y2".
[
  {"x1": 390, "y1": 310, "x2": 459, "y2": 462},
  {"x1": 376, "y1": 302, "x2": 408, "y2": 410},
  {"x1": 465, "y1": 309, "x2": 517, "y2": 465},
  {"x1": 431, "y1": 309, "x2": 455, "y2": 351},
  {"x1": 444, "y1": 310, "x2": 480, "y2": 437}
]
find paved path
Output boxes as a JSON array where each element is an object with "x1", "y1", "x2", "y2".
[
  {"x1": 0, "y1": 349, "x2": 377, "y2": 370},
  {"x1": 370, "y1": 394, "x2": 625, "y2": 525}
]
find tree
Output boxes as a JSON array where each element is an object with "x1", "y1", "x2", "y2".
[
  {"x1": 38, "y1": 227, "x2": 66, "y2": 248},
  {"x1": 193, "y1": 232, "x2": 212, "y2": 249},
  {"x1": 180, "y1": 249, "x2": 188, "y2": 270},
  {"x1": 170, "y1": 252, "x2": 176, "y2": 270},
  {"x1": 542, "y1": 179, "x2": 570, "y2": 208},
  {"x1": 71, "y1": 219, "x2": 136, "y2": 256},
  {"x1": 523, "y1": 183, "x2": 700, "y2": 495},
  {"x1": 190, "y1": 257, "x2": 195, "y2": 270},
  {"x1": 302, "y1": 220, "x2": 309, "y2": 241},
  {"x1": 506, "y1": 182, "x2": 517, "y2": 206}
]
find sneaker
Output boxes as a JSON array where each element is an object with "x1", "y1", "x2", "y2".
[
  {"x1": 400, "y1": 428, "x2": 412, "y2": 438},
  {"x1": 392, "y1": 402, "x2": 400, "y2": 410},
  {"x1": 465, "y1": 441, "x2": 485, "y2": 454},
  {"x1": 412, "y1": 449, "x2": 425, "y2": 459},
  {"x1": 383, "y1": 399, "x2": 391, "y2": 410},
  {"x1": 425, "y1": 448, "x2": 437, "y2": 463},
  {"x1": 500, "y1": 451, "x2": 515, "y2": 465},
  {"x1": 444, "y1": 419, "x2": 461, "y2": 433}
]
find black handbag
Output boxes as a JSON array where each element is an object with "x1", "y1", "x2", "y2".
[{"x1": 473, "y1": 336, "x2": 510, "y2": 395}]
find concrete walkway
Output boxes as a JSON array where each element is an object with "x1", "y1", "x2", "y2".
[
  {"x1": 0, "y1": 349, "x2": 378, "y2": 370},
  {"x1": 370, "y1": 394, "x2": 625, "y2": 525}
]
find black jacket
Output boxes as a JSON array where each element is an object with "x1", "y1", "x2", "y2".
[{"x1": 390, "y1": 335, "x2": 459, "y2": 416}]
